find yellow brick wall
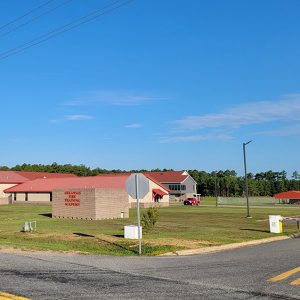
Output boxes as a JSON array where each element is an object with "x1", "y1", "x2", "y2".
[
  {"x1": 52, "y1": 189, "x2": 96, "y2": 220},
  {"x1": 95, "y1": 188, "x2": 129, "y2": 219},
  {"x1": 52, "y1": 188, "x2": 129, "y2": 220}
]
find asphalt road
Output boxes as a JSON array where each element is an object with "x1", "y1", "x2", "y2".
[{"x1": 0, "y1": 238, "x2": 299, "y2": 299}]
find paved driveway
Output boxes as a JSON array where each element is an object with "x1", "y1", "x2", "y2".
[{"x1": 0, "y1": 238, "x2": 299, "y2": 299}]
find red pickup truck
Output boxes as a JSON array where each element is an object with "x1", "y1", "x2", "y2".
[{"x1": 183, "y1": 198, "x2": 200, "y2": 206}]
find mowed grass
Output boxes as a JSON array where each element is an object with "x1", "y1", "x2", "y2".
[
  {"x1": 200, "y1": 196, "x2": 300, "y2": 207},
  {"x1": 0, "y1": 204, "x2": 299, "y2": 256}
]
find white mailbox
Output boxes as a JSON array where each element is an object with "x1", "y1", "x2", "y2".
[
  {"x1": 269, "y1": 215, "x2": 283, "y2": 233},
  {"x1": 124, "y1": 225, "x2": 142, "y2": 239}
]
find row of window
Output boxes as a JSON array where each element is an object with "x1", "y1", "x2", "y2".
[
  {"x1": 168, "y1": 184, "x2": 186, "y2": 191},
  {"x1": 168, "y1": 185, "x2": 197, "y2": 192}
]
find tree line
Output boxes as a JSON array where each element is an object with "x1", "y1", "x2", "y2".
[
  {"x1": 0, "y1": 163, "x2": 299, "y2": 197},
  {"x1": 189, "y1": 169, "x2": 300, "y2": 197},
  {"x1": 0, "y1": 163, "x2": 173, "y2": 178}
]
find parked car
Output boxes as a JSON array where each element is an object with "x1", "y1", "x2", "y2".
[{"x1": 183, "y1": 198, "x2": 200, "y2": 206}]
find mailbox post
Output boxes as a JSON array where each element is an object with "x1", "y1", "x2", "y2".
[{"x1": 126, "y1": 173, "x2": 149, "y2": 255}]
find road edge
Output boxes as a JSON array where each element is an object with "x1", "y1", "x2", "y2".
[{"x1": 160, "y1": 235, "x2": 294, "y2": 256}]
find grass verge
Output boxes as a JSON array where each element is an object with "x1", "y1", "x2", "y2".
[{"x1": 0, "y1": 204, "x2": 299, "y2": 256}]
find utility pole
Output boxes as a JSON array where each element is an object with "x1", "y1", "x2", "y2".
[
  {"x1": 243, "y1": 140, "x2": 252, "y2": 218},
  {"x1": 214, "y1": 171, "x2": 218, "y2": 207}
]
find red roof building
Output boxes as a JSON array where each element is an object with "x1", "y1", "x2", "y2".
[
  {"x1": 98, "y1": 171, "x2": 198, "y2": 200},
  {"x1": 274, "y1": 191, "x2": 300, "y2": 199},
  {"x1": 0, "y1": 171, "x2": 30, "y2": 184},
  {"x1": 144, "y1": 171, "x2": 198, "y2": 199},
  {"x1": 143, "y1": 171, "x2": 189, "y2": 183},
  {"x1": 96, "y1": 173, "x2": 170, "y2": 192},
  {"x1": 0, "y1": 171, "x2": 76, "y2": 184},
  {"x1": 0, "y1": 171, "x2": 77, "y2": 202},
  {"x1": 274, "y1": 191, "x2": 300, "y2": 204},
  {"x1": 4, "y1": 174, "x2": 170, "y2": 208},
  {"x1": 4, "y1": 176, "x2": 127, "y2": 193}
]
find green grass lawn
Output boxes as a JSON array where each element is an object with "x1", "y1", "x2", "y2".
[
  {"x1": 200, "y1": 196, "x2": 299, "y2": 207},
  {"x1": 0, "y1": 204, "x2": 299, "y2": 256},
  {"x1": 201, "y1": 196, "x2": 218, "y2": 205}
]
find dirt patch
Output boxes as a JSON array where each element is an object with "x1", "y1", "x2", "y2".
[
  {"x1": 94, "y1": 234, "x2": 216, "y2": 249},
  {"x1": 0, "y1": 234, "x2": 215, "y2": 255},
  {"x1": 144, "y1": 238, "x2": 216, "y2": 249},
  {"x1": 24, "y1": 232, "x2": 83, "y2": 241}
]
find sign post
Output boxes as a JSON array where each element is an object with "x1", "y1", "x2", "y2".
[
  {"x1": 126, "y1": 173, "x2": 149, "y2": 255},
  {"x1": 135, "y1": 174, "x2": 141, "y2": 255}
]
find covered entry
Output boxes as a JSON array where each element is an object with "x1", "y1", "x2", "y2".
[{"x1": 152, "y1": 189, "x2": 168, "y2": 202}]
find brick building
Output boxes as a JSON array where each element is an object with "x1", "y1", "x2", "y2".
[{"x1": 0, "y1": 171, "x2": 76, "y2": 204}]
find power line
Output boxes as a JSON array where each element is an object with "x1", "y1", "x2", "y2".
[
  {"x1": 0, "y1": 0, "x2": 56, "y2": 31},
  {"x1": 0, "y1": 0, "x2": 134, "y2": 61},
  {"x1": 0, "y1": 0, "x2": 74, "y2": 38}
]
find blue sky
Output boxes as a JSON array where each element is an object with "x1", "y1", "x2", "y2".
[{"x1": 1, "y1": 0, "x2": 300, "y2": 175}]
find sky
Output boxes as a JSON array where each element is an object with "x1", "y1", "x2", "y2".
[{"x1": 1, "y1": 0, "x2": 300, "y2": 176}]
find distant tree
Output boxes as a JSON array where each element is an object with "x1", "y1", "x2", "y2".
[
  {"x1": 292, "y1": 171, "x2": 300, "y2": 180},
  {"x1": 0, "y1": 166, "x2": 10, "y2": 170}
]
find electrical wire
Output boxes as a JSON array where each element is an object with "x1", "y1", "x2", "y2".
[
  {"x1": 0, "y1": 0, "x2": 134, "y2": 61},
  {"x1": 0, "y1": 0, "x2": 56, "y2": 31},
  {"x1": 0, "y1": 0, "x2": 74, "y2": 38}
]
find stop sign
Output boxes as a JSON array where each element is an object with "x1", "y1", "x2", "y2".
[{"x1": 126, "y1": 173, "x2": 149, "y2": 199}]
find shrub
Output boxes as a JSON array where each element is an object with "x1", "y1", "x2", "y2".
[{"x1": 141, "y1": 205, "x2": 159, "y2": 231}]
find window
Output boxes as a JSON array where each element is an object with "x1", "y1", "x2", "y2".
[
  {"x1": 181, "y1": 185, "x2": 186, "y2": 191},
  {"x1": 168, "y1": 184, "x2": 181, "y2": 191}
]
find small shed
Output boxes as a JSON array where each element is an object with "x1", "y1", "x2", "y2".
[{"x1": 274, "y1": 191, "x2": 300, "y2": 204}]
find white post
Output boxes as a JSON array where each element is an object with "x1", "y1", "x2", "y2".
[{"x1": 135, "y1": 174, "x2": 142, "y2": 255}]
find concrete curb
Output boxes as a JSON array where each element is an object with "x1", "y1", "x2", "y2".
[
  {"x1": 160, "y1": 236, "x2": 292, "y2": 256},
  {"x1": 0, "y1": 235, "x2": 298, "y2": 257}
]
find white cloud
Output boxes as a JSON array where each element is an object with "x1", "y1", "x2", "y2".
[
  {"x1": 49, "y1": 119, "x2": 61, "y2": 124},
  {"x1": 50, "y1": 114, "x2": 94, "y2": 123},
  {"x1": 253, "y1": 124, "x2": 300, "y2": 137},
  {"x1": 125, "y1": 123, "x2": 142, "y2": 128},
  {"x1": 64, "y1": 91, "x2": 168, "y2": 107},
  {"x1": 159, "y1": 94, "x2": 300, "y2": 143},
  {"x1": 64, "y1": 114, "x2": 94, "y2": 121},
  {"x1": 159, "y1": 133, "x2": 232, "y2": 143},
  {"x1": 175, "y1": 95, "x2": 300, "y2": 130}
]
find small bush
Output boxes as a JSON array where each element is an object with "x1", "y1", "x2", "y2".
[{"x1": 141, "y1": 205, "x2": 159, "y2": 231}]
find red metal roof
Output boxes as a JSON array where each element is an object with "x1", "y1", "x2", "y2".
[
  {"x1": 152, "y1": 189, "x2": 168, "y2": 197},
  {"x1": 14, "y1": 171, "x2": 77, "y2": 180},
  {"x1": 143, "y1": 171, "x2": 188, "y2": 183},
  {"x1": 145, "y1": 174, "x2": 171, "y2": 192},
  {"x1": 0, "y1": 171, "x2": 29, "y2": 184},
  {"x1": 97, "y1": 173, "x2": 170, "y2": 192},
  {"x1": 274, "y1": 191, "x2": 300, "y2": 199},
  {"x1": 4, "y1": 176, "x2": 128, "y2": 193},
  {"x1": 0, "y1": 171, "x2": 76, "y2": 184}
]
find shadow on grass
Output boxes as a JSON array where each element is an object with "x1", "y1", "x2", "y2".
[
  {"x1": 112, "y1": 234, "x2": 124, "y2": 238},
  {"x1": 73, "y1": 233, "x2": 95, "y2": 238},
  {"x1": 289, "y1": 233, "x2": 300, "y2": 238},
  {"x1": 96, "y1": 236, "x2": 137, "y2": 254},
  {"x1": 74, "y1": 232, "x2": 137, "y2": 254},
  {"x1": 39, "y1": 213, "x2": 52, "y2": 218},
  {"x1": 240, "y1": 228, "x2": 270, "y2": 233}
]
